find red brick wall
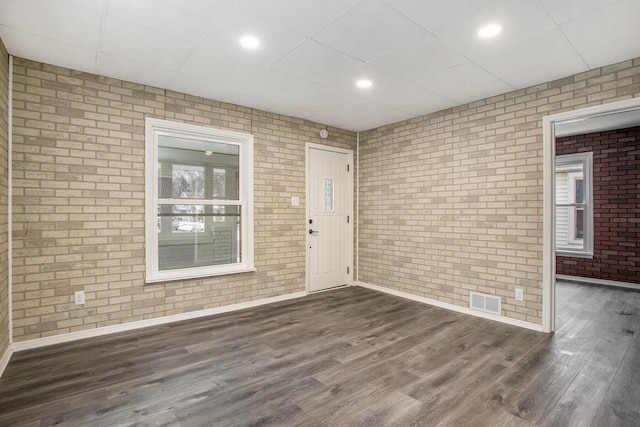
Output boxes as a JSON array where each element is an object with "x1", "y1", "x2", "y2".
[{"x1": 556, "y1": 126, "x2": 640, "y2": 284}]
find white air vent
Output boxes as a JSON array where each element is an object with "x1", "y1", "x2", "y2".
[{"x1": 469, "y1": 291, "x2": 501, "y2": 316}]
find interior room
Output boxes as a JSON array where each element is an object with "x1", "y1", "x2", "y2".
[{"x1": 0, "y1": 0, "x2": 638, "y2": 425}]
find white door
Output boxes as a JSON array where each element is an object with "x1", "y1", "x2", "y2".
[{"x1": 307, "y1": 144, "x2": 353, "y2": 292}]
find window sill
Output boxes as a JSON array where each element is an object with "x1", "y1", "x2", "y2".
[
  {"x1": 146, "y1": 265, "x2": 256, "y2": 284},
  {"x1": 556, "y1": 250, "x2": 593, "y2": 259}
]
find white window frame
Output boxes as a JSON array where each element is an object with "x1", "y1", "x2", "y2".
[
  {"x1": 555, "y1": 152, "x2": 593, "y2": 258},
  {"x1": 566, "y1": 171, "x2": 583, "y2": 244},
  {"x1": 145, "y1": 118, "x2": 254, "y2": 283}
]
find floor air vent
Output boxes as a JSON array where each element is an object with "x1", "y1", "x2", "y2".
[{"x1": 469, "y1": 291, "x2": 501, "y2": 316}]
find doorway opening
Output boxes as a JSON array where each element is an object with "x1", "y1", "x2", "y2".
[{"x1": 542, "y1": 98, "x2": 640, "y2": 332}]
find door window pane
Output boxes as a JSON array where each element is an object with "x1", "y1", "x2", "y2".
[{"x1": 324, "y1": 178, "x2": 334, "y2": 211}]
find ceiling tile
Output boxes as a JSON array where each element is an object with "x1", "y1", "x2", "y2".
[
  {"x1": 0, "y1": 0, "x2": 101, "y2": 50},
  {"x1": 242, "y1": 68, "x2": 321, "y2": 100},
  {"x1": 108, "y1": 0, "x2": 230, "y2": 42},
  {"x1": 475, "y1": 29, "x2": 587, "y2": 80},
  {"x1": 413, "y1": 62, "x2": 514, "y2": 105},
  {"x1": 0, "y1": 26, "x2": 97, "y2": 73},
  {"x1": 348, "y1": 119, "x2": 383, "y2": 132},
  {"x1": 370, "y1": 82, "x2": 458, "y2": 116},
  {"x1": 308, "y1": 109, "x2": 379, "y2": 132},
  {"x1": 329, "y1": 98, "x2": 416, "y2": 123},
  {"x1": 199, "y1": 5, "x2": 305, "y2": 67},
  {"x1": 579, "y1": 34, "x2": 640, "y2": 69},
  {"x1": 313, "y1": 0, "x2": 425, "y2": 62},
  {"x1": 293, "y1": 86, "x2": 360, "y2": 112},
  {"x1": 335, "y1": 65, "x2": 405, "y2": 97},
  {"x1": 433, "y1": 0, "x2": 557, "y2": 59},
  {"x1": 97, "y1": 52, "x2": 175, "y2": 90},
  {"x1": 61, "y1": 0, "x2": 105, "y2": 13},
  {"x1": 370, "y1": 34, "x2": 467, "y2": 81},
  {"x1": 538, "y1": 0, "x2": 627, "y2": 25},
  {"x1": 384, "y1": 0, "x2": 495, "y2": 32},
  {"x1": 559, "y1": 0, "x2": 640, "y2": 53},
  {"x1": 555, "y1": 109, "x2": 640, "y2": 137},
  {"x1": 233, "y1": 0, "x2": 360, "y2": 37},
  {"x1": 266, "y1": 101, "x2": 324, "y2": 120},
  {"x1": 101, "y1": 16, "x2": 195, "y2": 71},
  {"x1": 221, "y1": 88, "x2": 284, "y2": 113},
  {"x1": 501, "y1": 56, "x2": 589, "y2": 89},
  {"x1": 167, "y1": 73, "x2": 234, "y2": 102},
  {"x1": 270, "y1": 39, "x2": 363, "y2": 84},
  {"x1": 293, "y1": 64, "x2": 403, "y2": 111},
  {"x1": 178, "y1": 45, "x2": 262, "y2": 84}
]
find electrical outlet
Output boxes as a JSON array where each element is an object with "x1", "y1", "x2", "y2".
[
  {"x1": 74, "y1": 291, "x2": 85, "y2": 305},
  {"x1": 515, "y1": 288, "x2": 524, "y2": 302}
]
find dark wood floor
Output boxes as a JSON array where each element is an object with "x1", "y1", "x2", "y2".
[{"x1": 1, "y1": 282, "x2": 639, "y2": 426}]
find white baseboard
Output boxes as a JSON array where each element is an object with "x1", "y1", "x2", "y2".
[
  {"x1": 12, "y1": 291, "x2": 307, "y2": 353},
  {"x1": 557, "y1": 275, "x2": 640, "y2": 290},
  {"x1": 0, "y1": 344, "x2": 13, "y2": 378},
  {"x1": 356, "y1": 281, "x2": 544, "y2": 333}
]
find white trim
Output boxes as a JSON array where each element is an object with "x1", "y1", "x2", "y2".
[
  {"x1": 356, "y1": 281, "x2": 543, "y2": 332},
  {"x1": 8, "y1": 55, "x2": 13, "y2": 344},
  {"x1": 356, "y1": 132, "x2": 359, "y2": 282},
  {"x1": 0, "y1": 345, "x2": 12, "y2": 378},
  {"x1": 557, "y1": 275, "x2": 640, "y2": 291},
  {"x1": 555, "y1": 152, "x2": 594, "y2": 258},
  {"x1": 305, "y1": 142, "x2": 354, "y2": 293},
  {"x1": 542, "y1": 97, "x2": 640, "y2": 334},
  {"x1": 542, "y1": 112, "x2": 556, "y2": 333},
  {"x1": 12, "y1": 291, "x2": 306, "y2": 352},
  {"x1": 144, "y1": 117, "x2": 254, "y2": 283},
  {"x1": 307, "y1": 284, "x2": 349, "y2": 294}
]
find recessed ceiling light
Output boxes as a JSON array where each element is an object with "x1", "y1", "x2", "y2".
[
  {"x1": 356, "y1": 79, "x2": 372, "y2": 89},
  {"x1": 478, "y1": 24, "x2": 502, "y2": 38},
  {"x1": 240, "y1": 35, "x2": 260, "y2": 49}
]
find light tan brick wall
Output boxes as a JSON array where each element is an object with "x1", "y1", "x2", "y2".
[
  {"x1": 358, "y1": 57, "x2": 640, "y2": 325},
  {"x1": 0, "y1": 40, "x2": 9, "y2": 355},
  {"x1": 11, "y1": 58, "x2": 355, "y2": 341}
]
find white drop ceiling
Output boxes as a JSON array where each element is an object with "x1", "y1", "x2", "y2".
[{"x1": 0, "y1": 0, "x2": 639, "y2": 132}]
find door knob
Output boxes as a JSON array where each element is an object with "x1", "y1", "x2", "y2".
[{"x1": 309, "y1": 229, "x2": 319, "y2": 235}]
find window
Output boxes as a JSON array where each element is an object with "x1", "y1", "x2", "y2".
[
  {"x1": 555, "y1": 152, "x2": 593, "y2": 258},
  {"x1": 145, "y1": 118, "x2": 254, "y2": 283}
]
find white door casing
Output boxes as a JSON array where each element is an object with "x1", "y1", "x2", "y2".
[
  {"x1": 542, "y1": 97, "x2": 640, "y2": 333},
  {"x1": 306, "y1": 143, "x2": 353, "y2": 292}
]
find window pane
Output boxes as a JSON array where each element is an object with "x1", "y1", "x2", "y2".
[
  {"x1": 213, "y1": 168, "x2": 226, "y2": 198},
  {"x1": 555, "y1": 163, "x2": 583, "y2": 204},
  {"x1": 575, "y1": 179, "x2": 584, "y2": 204},
  {"x1": 555, "y1": 206, "x2": 584, "y2": 250},
  {"x1": 575, "y1": 208, "x2": 584, "y2": 239},
  {"x1": 158, "y1": 135, "x2": 240, "y2": 200},
  {"x1": 324, "y1": 178, "x2": 334, "y2": 211},
  {"x1": 172, "y1": 164, "x2": 205, "y2": 199},
  {"x1": 157, "y1": 204, "x2": 242, "y2": 271}
]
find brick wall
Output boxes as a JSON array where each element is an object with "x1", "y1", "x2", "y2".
[
  {"x1": 556, "y1": 126, "x2": 640, "y2": 284},
  {"x1": 358, "y1": 58, "x2": 640, "y2": 324},
  {"x1": 10, "y1": 58, "x2": 356, "y2": 341},
  {"x1": 0, "y1": 41, "x2": 9, "y2": 355},
  {"x1": 7, "y1": 53, "x2": 640, "y2": 339}
]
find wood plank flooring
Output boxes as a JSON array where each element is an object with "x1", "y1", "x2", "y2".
[{"x1": 1, "y1": 281, "x2": 639, "y2": 426}]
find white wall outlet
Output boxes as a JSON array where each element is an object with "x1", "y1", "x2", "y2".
[
  {"x1": 291, "y1": 196, "x2": 300, "y2": 207},
  {"x1": 74, "y1": 291, "x2": 85, "y2": 305},
  {"x1": 515, "y1": 288, "x2": 524, "y2": 302}
]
